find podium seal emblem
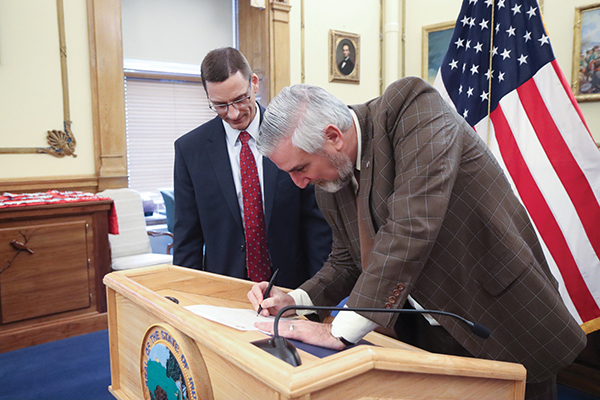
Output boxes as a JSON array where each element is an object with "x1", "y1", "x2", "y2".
[{"x1": 140, "y1": 324, "x2": 205, "y2": 400}]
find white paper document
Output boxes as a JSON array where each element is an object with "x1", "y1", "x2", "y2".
[{"x1": 185, "y1": 304, "x2": 294, "y2": 331}]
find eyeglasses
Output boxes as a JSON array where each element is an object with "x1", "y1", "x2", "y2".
[{"x1": 208, "y1": 81, "x2": 252, "y2": 114}]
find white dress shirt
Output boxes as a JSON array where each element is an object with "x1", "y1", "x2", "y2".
[{"x1": 222, "y1": 103, "x2": 264, "y2": 220}]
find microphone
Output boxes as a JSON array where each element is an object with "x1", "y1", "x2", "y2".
[{"x1": 252, "y1": 305, "x2": 491, "y2": 367}]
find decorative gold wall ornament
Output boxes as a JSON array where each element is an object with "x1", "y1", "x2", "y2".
[
  {"x1": 43, "y1": 125, "x2": 77, "y2": 158},
  {"x1": 0, "y1": 0, "x2": 77, "y2": 158}
]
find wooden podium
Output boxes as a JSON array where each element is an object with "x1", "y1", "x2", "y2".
[{"x1": 104, "y1": 265, "x2": 526, "y2": 400}]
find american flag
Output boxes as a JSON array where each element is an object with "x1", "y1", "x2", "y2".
[{"x1": 434, "y1": 0, "x2": 600, "y2": 333}]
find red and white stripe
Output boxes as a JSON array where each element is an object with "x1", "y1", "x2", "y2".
[{"x1": 435, "y1": 60, "x2": 600, "y2": 332}]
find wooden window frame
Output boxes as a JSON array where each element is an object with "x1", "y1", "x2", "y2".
[{"x1": 88, "y1": 0, "x2": 291, "y2": 192}]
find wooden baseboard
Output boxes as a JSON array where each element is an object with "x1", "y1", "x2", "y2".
[
  {"x1": 0, "y1": 175, "x2": 101, "y2": 194},
  {"x1": 0, "y1": 312, "x2": 108, "y2": 353}
]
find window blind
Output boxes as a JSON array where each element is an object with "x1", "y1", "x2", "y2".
[{"x1": 124, "y1": 77, "x2": 214, "y2": 194}]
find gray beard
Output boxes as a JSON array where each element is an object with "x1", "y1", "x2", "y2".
[{"x1": 312, "y1": 151, "x2": 354, "y2": 193}]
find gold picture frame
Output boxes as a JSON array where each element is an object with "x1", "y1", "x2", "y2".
[
  {"x1": 422, "y1": 21, "x2": 455, "y2": 85},
  {"x1": 572, "y1": 2, "x2": 600, "y2": 102},
  {"x1": 329, "y1": 30, "x2": 360, "y2": 84}
]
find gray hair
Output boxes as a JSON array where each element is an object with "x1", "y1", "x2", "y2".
[{"x1": 258, "y1": 84, "x2": 353, "y2": 156}]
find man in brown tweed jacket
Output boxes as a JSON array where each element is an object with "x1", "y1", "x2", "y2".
[{"x1": 249, "y1": 77, "x2": 586, "y2": 399}]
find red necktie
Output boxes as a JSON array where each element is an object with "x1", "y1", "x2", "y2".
[{"x1": 239, "y1": 131, "x2": 272, "y2": 282}]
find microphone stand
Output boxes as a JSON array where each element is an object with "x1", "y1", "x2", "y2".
[{"x1": 252, "y1": 305, "x2": 491, "y2": 367}]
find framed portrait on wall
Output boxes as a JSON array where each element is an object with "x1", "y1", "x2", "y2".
[
  {"x1": 572, "y1": 2, "x2": 600, "y2": 102},
  {"x1": 329, "y1": 30, "x2": 360, "y2": 84},
  {"x1": 422, "y1": 21, "x2": 455, "y2": 85}
]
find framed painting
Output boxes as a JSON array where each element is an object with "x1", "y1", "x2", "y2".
[
  {"x1": 329, "y1": 30, "x2": 360, "y2": 84},
  {"x1": 422, "y1": 21, "x2": 455, "y2": 85},
  {"x1": 572, "y1": 2, "x2": 600, "y2": 102}
]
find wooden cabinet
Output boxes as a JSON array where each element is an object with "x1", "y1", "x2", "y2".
[{"x1": 0, "y1": 200, "x2": 112, "y2": 353}]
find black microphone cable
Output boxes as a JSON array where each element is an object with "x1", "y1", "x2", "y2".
[{"x1": 253, "y1": 305, "x2": 490, "y2": 366}]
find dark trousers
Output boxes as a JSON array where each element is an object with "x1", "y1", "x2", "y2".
[{"x1": 392, "y1": 306, "x2": 556, "y2": 400}]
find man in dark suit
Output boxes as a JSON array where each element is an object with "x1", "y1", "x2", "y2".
[
  {"x1": 173, "y1": 47, "x2": 332, "y2": 289},
  {"x1": 249, "y1": 78, "x2": 586, "y2": 399},
  {"x1": 338, "y1": 43, "x2": 354, "y2": 75}
]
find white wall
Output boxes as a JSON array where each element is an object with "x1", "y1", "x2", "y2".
[
  {"x1": 403, "y1": 0, "x2": 462, "y2": 78},
  {"x1": 289, "y1": 0, "x2": 382, "y2": 105},
  {"x1": 121, "y1": 0, "x2": 234, "y2": 72},
  {"x1": 543, "y1": 0, "x2": 600, "y2": 142},
  {"x1": 0, "y1": 0, "x2": 95, "y2": 179},
  {"x1": 1, "y1": 0, "x2": 598, "y2": 183},
  {"x1": 0, "y1": 0, "x2": 234, "y2": 181}
]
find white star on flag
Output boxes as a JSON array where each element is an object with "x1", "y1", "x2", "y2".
[{"x1": 434, "y1": 0, "x2": 600, "y2": 334}]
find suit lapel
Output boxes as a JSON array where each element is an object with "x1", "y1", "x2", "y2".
[
  {"x1": 258, "y1": 105, "x2": 277, "y2": 228},
  {"x1": 205, "y1": 104, "x2": 273, "y2": 229},
  {"x1": 333, "y1": 182, "x2": 362, "y2": 265},
  {"x1": 206, "y1": 121, "x2": 243, "y2": 229},
  {"x1": 350, "y1": 104, "x2": 376, "y2": 239},
  {"x1": 263, "y1": 158, "x2": 278, "y2": 227}
]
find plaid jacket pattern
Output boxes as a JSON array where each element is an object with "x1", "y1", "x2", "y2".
[{"x1": 301, "y1": 77, "x2": 586, "y2": 382}]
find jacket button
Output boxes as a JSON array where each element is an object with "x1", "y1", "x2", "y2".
[
  {"x1": 240, "y1": 244, "x2": 245, "y2": 252},
  {"x1": 388, "y1": 296, "x2": 396, "y2": 303},
  {"x1": 396, "y1": 283, "x2": 405, "y2": 291},
  {"x1": 384, "y1": 303, "x2": 392, "y2": 309},
  {"x1": 393, "y1": 289, "x2": 401, "y2": 297}
]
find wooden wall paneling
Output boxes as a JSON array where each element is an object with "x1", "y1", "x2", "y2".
[
  {"x1": 0, "y1": 176, "x2": 100, "y2": 195},
  {"x1": 239, "y1": 0, "x2": 291, "y2": 104},
  {"x1": 269, "y1": 1, "x2": 292, "y2": 99},
  {"x1": 239, "y1": 0, "x2": 271, "y2": 104},
  {"x1": 87, "y1": 0, "x2": 128, "y2": 191}
]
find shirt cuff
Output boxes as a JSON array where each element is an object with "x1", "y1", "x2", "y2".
[
  {"x1": 288, "y1": 289, "x2": 316, "y2": 316},
  {"x1": 331, "y1": 308, "x2": 379, "y2": 344}
]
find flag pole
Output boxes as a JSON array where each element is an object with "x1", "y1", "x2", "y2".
[{"x1": 485, "y1": 0, "x2": 496, "y2": 146}]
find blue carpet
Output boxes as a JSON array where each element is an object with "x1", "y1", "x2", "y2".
[
  {"x1": 0, "y1": 328, "x2": 597, "y2": 400},
  {"x1": 559, "y1": 385, "x2": 600, "y2": 400},
  {"x1": 0, "y1": 330, "x2": 112, "y2": 400}
]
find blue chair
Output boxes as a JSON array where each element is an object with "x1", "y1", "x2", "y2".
[{"x1": 159, "y1": 188, "x2": 175, "y2": 233}]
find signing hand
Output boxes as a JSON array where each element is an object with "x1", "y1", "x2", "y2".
[
  {"x1": 254, "y1": 319, "x2": 346, "y2": 350},
  {"x1": 247, "y1": 281, "x2": 296, "y2": 317}
]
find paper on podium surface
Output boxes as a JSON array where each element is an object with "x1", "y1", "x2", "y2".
[{"x1": 185, "y1": 304, "x2": 295, "y2": 331}]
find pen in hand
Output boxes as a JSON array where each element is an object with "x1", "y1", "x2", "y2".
[{"x1": 257, "y1": 268, "x2": 279, "y2": 316}]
